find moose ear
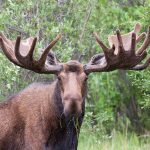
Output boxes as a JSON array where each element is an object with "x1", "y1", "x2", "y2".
[
  {"x1": 38, "y1": 48, "x2": 59, "y2": 65},
  {"x1": 88, "y1": 53, "x2": 106, "y2": 65}
]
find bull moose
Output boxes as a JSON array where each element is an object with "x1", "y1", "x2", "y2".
[{"x1": 0, "y1": 23, "x2": 150, "y2": 150}]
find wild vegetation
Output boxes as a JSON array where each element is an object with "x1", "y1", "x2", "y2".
[{"x1": 0, "y1": 0, "x2": 150, "y2": 149}]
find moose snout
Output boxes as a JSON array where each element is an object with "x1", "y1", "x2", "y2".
[
  {"x1": 63, "y1": 94, "x2": 82, "y2": 116},
  {"x1": 70, "y1": 100, "x2": 78, "y2": 114},
  {"x1": 64, "y1": 94, "x2": 82, "y2": 102}
]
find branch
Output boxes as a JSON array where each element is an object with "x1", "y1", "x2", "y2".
[
  {"x1": 6, "y1": 24, "x2": 29, "y2": 37},
  {"x1": 78, "y1": 1, "x2": 93, "y2": 44}
]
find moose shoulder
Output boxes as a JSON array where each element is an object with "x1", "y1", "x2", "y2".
[
  {"x1": 0, "y1": 23, "x2": 150, "y2": 150},
  {"x1": 0, "y1": 61, "x2": 87, "y2": 150}
]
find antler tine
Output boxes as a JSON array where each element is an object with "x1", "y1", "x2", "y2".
[
  {"x1": 93, "y1": 32, "x2": 109, "y2": 53},
  {"x1": 15, "y1": 36, "x2": 23, "y2": 60},
  {"x1": 137, "y1": 26, "x2": 150, "y2": 54},
  {"x1": 131, "y1": 57, "x2": 150, "y2": 70},
  {"x1": 136, "y1": 32, "x2": 146, "y2": 43},
  {"x1": 0, "y1": 32, "x2": 13, "y2": 48},
  {"x1": 0, "y1": 37, "x2": 22, "y2": 66},
  {"x1": 130, "y1": 32, "x2": 136, "y2": 54},
  {"x1": 116, "y1": 29, "x2": 124, "y2": 53},
  {"x1": 38, "y1": 34, "x2": 61, "y2": 66},
  {"x1": 27, "y1": 37, "x2": 37, "y2": 61}
]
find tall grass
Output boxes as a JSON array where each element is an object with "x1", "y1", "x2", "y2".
[{"x1": 78, "y1": 129, "x2": 150, "y2": 150}]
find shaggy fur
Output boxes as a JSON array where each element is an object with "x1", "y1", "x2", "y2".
[{"x1": 0, "y1": 81, "x2": 86, "y2": 150}]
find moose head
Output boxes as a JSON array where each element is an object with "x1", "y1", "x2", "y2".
[{"x1": 0, "y1": 23, "x2": 150, "y2": 117}]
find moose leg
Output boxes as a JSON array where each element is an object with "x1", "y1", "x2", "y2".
[
  {"x1": 24, "y1": 131, "x2": 45, "y2": 150},
  {"x1": 24, "y1": 121, "x2": 46, "y2": 150}
]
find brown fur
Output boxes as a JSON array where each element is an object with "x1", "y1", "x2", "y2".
[
  {"x1": 0, "y1": 82, "x2": 57, "y2": 149},
  {"x1": 0, "y1": 61, "x2": 87, "y2": 150}
]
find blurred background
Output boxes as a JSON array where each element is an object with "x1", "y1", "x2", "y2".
[{"x1": 0, "y1": 0, "x2": 150, "y2": 149}]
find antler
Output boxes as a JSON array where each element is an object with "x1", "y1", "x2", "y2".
[
  {"x1": 0, "y1": 32, "x2": 62, "y2": 74},
  {"x1": 84, "y1": 23, "x2": 150, "y2": 73}
]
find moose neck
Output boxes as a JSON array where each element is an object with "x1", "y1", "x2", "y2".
[{"x1": 49, "y1": 80, "x2": 86, "y2": 149}]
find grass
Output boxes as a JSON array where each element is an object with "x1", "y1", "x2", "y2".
[{"x1": 78, "y1": 128, "x2": 150, "y2": 150}]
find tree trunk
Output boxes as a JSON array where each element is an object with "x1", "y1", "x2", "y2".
[{"x1": 115, "y1": 70, "x2": 145, "y2": 133}]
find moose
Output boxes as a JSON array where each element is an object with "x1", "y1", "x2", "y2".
[{"x1": 0, "y1": 23, "x2": 150, "y2": 150}]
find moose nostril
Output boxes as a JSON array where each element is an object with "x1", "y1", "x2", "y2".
[
  {"x1": 64, "y1": 94, "x2": 82, "y2": 102},
  {"x1": 70, "y1": 101, "x2": 77, "y2": 113},
  {"x1": 71, "y1": 101, "x2": 76, "y2": 108}
]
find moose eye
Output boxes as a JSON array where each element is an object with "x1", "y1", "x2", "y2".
[
  {"x1": 84, "y1": 76, "x2": 88, "y2": 82},
  {"x1": 57, "y1": 76, "x2": 61, "y2": 81}
]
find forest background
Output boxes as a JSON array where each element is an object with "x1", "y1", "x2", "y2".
[{"x1": 0, "y1": 0, "x2": 150, "y2": 149}]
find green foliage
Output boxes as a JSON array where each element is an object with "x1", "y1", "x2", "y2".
[
  {"x1": 0, "y1": 0, "x2": 150, "y2": 148},
  {"x1": 0, "y1": 53, "x2": 20, "y2": 99},
  {"x1": 79, "y1": 130, "x2": 150, "y2": 150}
]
